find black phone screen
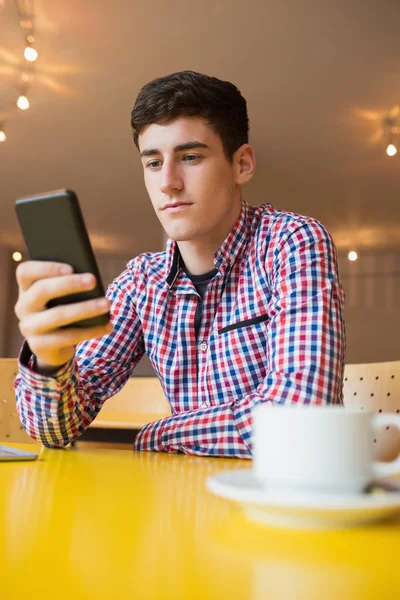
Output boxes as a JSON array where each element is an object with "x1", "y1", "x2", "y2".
[{"x1": 15, "y1": 189, "x2": 110, "y2": 328}]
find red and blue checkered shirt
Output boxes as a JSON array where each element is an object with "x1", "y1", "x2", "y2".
[{"x1": 15, "y1": 201, "x2": 345, "y2": 458}]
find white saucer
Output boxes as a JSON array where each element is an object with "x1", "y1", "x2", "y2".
[{"x1": 206, "y1": 468, "x2": 400, "y2": 530}]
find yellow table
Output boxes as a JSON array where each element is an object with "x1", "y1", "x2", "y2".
[{"x1": 1, "y1": 443, "x2": 400, "y2": 600}]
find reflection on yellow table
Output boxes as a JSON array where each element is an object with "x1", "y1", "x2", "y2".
[{"x1": 1, "y1": 443, "x2": 400, "y2": 600}]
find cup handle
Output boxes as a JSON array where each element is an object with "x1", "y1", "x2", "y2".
[{"x1": 371, "y1": 414, "x2": 400, "y2": 478}]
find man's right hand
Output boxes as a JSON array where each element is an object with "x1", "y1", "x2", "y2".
[{"x1": 15, "y1": 261, "x2": 113, "y2": 374}]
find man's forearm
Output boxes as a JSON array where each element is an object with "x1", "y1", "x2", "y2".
[{"x1": 134, "y1": 398, "x2": 254, "y2": 458}]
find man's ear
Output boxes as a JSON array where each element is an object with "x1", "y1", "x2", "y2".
[{"x1": 234, "y1": 144, "x2": 256, "y2": 185}]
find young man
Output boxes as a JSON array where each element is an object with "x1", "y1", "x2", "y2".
[{"x1": 14, "y1": 71, "x2": 345, "y2": 457}]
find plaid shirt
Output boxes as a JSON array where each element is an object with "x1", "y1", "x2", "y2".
[{"x1": 15, "y1": 201, "x2": 345, "y2": 458}]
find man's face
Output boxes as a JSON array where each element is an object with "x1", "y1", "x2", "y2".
[{"x1": 138, "y1": 116, "x2": 242, "y2": 244}]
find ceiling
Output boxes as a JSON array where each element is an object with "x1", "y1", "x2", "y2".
[{"x1": 1, "y1": 0, "x2": 399, "y2": 259}]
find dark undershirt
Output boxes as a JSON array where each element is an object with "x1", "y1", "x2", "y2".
[{"x1": 184, "y1": 266, "x2": 218, "y2": 340}]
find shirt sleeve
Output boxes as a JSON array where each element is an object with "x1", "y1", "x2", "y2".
[
  {"x1": 14, "y1": 268, "x2": 145, "y2": 447},
  {"x1": 134, "y1": 221, "x2": 345, "y2": 458}
]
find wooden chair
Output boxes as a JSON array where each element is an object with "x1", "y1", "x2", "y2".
[
  {"x1": 90, "y1": 376, "x2": 171, "y2": 430},
  {"x1": 0, "y1": 358, "x2": 34, "y2": 444},
  {"x1": 343, "y1": 360, "x2": 400, "y2": 461}
]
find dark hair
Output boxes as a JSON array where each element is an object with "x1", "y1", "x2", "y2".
[{"x1": 131, "y1": 70, "x2": 249, "y2": 162}]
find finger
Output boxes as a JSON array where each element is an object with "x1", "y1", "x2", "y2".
[
  {"x1": 19, "y1": 297, "x2": 111, "y2": 337},
  {"x1": 16, "y1": 261, "x2": 74, "y2": 292},
  {"x1": 30, "y1": 322, "x2": 114, "y2": 354},
  {"x1": 23, "y1": 273, "x2": 97, "y2": 314}
]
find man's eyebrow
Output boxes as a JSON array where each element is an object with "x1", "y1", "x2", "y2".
[{"x1": 140, "y1": 141, "x2": 210, "y2": 158}]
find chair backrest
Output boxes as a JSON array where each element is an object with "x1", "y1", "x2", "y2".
[
  {"x1": 102, "y1": 376, "x2": 170, "y2": 415},
  {"x1": 0, "y1": 358, "x2": 35, "y2": 443},
  {"x1": 343, "y1": 360, "x2": 400, "y2": 461}
]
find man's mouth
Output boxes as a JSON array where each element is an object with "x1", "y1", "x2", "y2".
[{"x1": 162, "y1": 203, "x2": 193, "y2": 213}]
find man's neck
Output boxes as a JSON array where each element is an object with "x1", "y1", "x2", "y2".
[
  {"x1": 178, "y1": 241, "x2": 218, "y2": 276},
  {"x1": 177, "y1": 203, "x2": 242, "y2": 276}
]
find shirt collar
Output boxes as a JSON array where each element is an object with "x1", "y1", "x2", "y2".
[{"x1": 165, "y1": 199, "x2": 250, "y2": 290}]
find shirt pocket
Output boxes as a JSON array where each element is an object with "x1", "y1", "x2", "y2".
[
  {"x1": 214, "y1": 313, "x2": 270, "y2": 396},
  {"x1": 218, "y1": 312, "x2": 269, "y2": 334}
]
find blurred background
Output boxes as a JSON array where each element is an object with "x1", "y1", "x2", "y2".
[{"x1": 0, "y1": 0, "x2": 399, "y2": 372}]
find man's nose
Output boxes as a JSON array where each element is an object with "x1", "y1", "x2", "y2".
[{"x1": 160, "y1": 161, "x2": 183, "y2": 195}]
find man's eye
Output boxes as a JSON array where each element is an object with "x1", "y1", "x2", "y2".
[
  {"x1": 147, "y1": 160, "x2": 161, "y2": 169},
  {"x1": 146, "y1": 155, "x2": 200, "y2": 169}
]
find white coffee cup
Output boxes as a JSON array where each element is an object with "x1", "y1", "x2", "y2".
[{"x1": 252, "y1": 404, "x2": 400, "y2": 495}]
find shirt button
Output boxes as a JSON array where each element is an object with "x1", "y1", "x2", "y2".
[
  {"x1": 201, "y1": 403, "x2": 207, "y2": 408},
  {"x1": 199, "y1": 342, "x2": 208, "y2": 352},
  {"x1": 229, "y1": 253, "x2": 235, "y2": 265}
]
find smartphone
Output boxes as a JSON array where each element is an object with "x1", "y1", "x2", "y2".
[
  {"x1": 15, "y1": 189, "x2": 110, "y2": 328},
  {"x1": 0, "y1": 445, "x2": 38, "y2": 462}
]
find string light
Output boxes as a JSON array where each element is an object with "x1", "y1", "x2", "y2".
[
  {"x1": 0, "y1": 1, "x2": 38, "y2": 142},
  {"x1": 348, "y1": 251, "x2": 358, "y2": 262},
  {"x1": 24, "y1": 45, "x2": 38, "y2": 62},
  {"x1": 383, "y1": 109, "x2": 399, "y2": 158},
  {"x1": 0, "y1": 123, "x2": 6, "y2": 142},
  {"x1": 19, "y1": 17, "x2": 33, "y2": 29},
  {"x1": 12, "y1": 252, "x2": 22, "y2": 262},
  {"x1": 24, "y1": 30, "x2": 38, "y2": 62},
  {"x1": 17, "y1": 94, "x2": 30, "y2": 110}
]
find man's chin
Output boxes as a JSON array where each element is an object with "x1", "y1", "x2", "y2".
[
  {"x1": 167, "y1": 234, "x2": 193, "y2": 242},
  {"x1": 164, "y1": 227, "x2": 200, "y2": 242}
]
